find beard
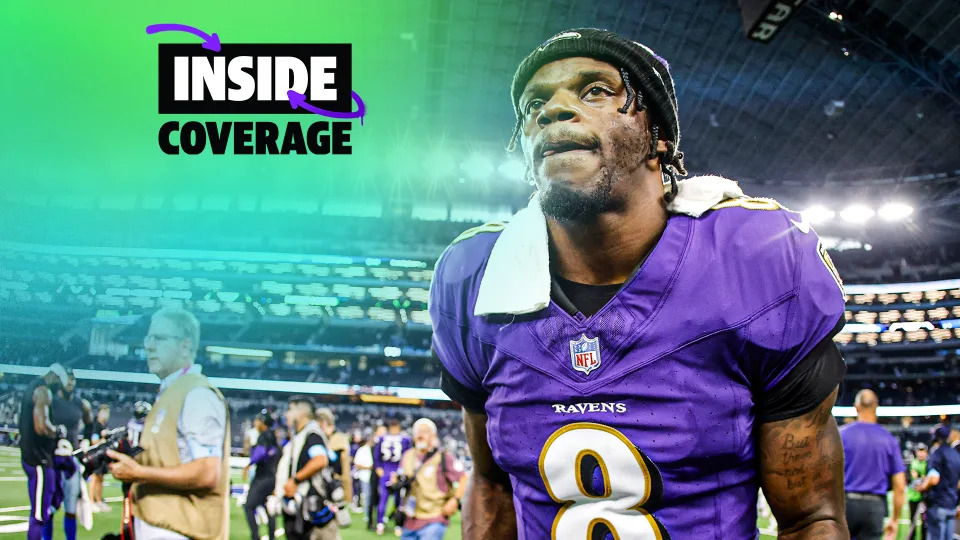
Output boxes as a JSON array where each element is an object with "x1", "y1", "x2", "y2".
[
  {"x1": 535, "y1": 121, "x2": 652, "y2": 222},
  {"x1": 539, "y1": 168, "x2": 615, "y2": 221}
]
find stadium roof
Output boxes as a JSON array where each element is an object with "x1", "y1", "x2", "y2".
[{"x1": 424, "y1": 0, "x2": 960, "y2": 187}]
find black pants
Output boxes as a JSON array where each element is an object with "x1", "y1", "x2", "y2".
[
  {"x1": 846, "y1": 494, "x2": 886, "y2": 540},
  {"x1": 245, "y1": 478, "x2": 277, "y2": 540},
  {"x1": 283, "y1": 514, "x2": 312, "y2": 540}
]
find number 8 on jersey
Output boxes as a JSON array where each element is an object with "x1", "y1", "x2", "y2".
[{"x1": 538, "y1": 423, "x2": 670, "y2": 540}]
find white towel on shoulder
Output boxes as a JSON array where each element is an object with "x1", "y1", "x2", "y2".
[{"x1": 473, "y1": 175, "x2": 744, "y2": 316}]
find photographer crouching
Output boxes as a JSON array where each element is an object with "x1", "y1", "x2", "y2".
[
  {"x1": 392, "y1": 419, "x2": 466, "y2": 540},
  {"x1": 274, "y1": 396, "x2": 344, "y2": 540},
  {"x1": 106, "y1": 307, "x2": 230, "y2": 540}
]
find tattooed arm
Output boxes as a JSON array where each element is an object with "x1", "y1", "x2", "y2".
[
  {"x1": 462, "y1": 409, "x2": 517, "y2": 540},
  {"x1": 759, "y1": 387, "x2": 848, "y2": 539}
]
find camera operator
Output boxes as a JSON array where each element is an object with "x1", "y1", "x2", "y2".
[
  {"x1": 49, "y1": 368, "x2": 92, "y2": 540},
  {"x1": 18, "y1": 363, "x2": 69, "y2": 540},
  {"x1": 244, "y1": 410, "x2": 281, "y2": 540},
  {"x1": 106, "y1": 307, "x2": 230, "y2": 540},
  {"x1": 393, "y1": 418, "x2": 466, "y2": 540},
  {"x1": 275, "y1": 395, "x2": 341, "y2": 540}
]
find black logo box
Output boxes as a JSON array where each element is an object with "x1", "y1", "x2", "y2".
[{"x1": 158, "y1": 44, "x2": 352, "y2": 114}]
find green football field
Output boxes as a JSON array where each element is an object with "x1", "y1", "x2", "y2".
[
  {"x1": 0, "y1": 446, "x2": 459, "y2": 539},
  {"x1": 0, "y1": 446, "x2": 919, "y2": 539}
]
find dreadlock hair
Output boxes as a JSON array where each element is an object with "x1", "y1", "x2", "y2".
[{"x1": 508, "y1": 66, "x2": 687, "y2": 202}]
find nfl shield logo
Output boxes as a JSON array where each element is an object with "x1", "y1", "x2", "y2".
[{"x1": 569, "y1": 334, "x2": 601, "y2": 375}]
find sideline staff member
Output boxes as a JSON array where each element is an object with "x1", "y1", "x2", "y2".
[
  {"x1": 839, "y1": 389, "x2": 906, "y2": 539},
  {"x1": 107, "y1": 307, "x2": 230, "y2": 540},
  {"x1": 915, "y1": 424, "x2": 960, "y2": 540}
]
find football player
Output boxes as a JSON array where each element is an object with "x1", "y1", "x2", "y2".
[
  {"x1": 373, "y1": 418, "x2": 412, "y2": 535},
  {"x1": 430, "y1": 29, "x2": 848, "y2": 539}
]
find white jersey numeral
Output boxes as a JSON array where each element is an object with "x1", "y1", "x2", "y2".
[{"x1": 538, "y1": 422, "x2": 669, "y2": 540}]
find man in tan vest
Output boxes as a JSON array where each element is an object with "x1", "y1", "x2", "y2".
[
  {"x1": 107, "y1": 307, "x2": 230, "y2": 540},
  {"x1": 394, "y1": 418, "x2": 466, "y2": 540}
]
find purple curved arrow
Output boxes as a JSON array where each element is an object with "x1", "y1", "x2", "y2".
[
  {"x1": 288, "y1": 90, "x2": 366, "y2": 126},
  {"x1": 146, "y1": 23, "x2": 220, "y2": 52}
]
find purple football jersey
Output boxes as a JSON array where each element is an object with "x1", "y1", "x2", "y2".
[
  {"x1": 430, "y1": 201, "x2": 846, "y2": 539},
  {"x1": 374, "y1": 433, "x2": 412, "y2": 472}
]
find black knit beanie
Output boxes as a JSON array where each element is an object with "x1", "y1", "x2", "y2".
[{"x1": 509, "y1": 29, "x2": 687, "y2": 192}]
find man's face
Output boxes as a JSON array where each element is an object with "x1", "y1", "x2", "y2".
[
  {"x1": 518, "y1": 57, "x2": 653, "y2": 221},
  {"x1": 414, "y1": 425, "x2": 434, "y2": 451},
  {"x1": 64, "y1": 375, "x2": 76, "y2": 394},
  {"x1": 254, "y1": 418, "x2": 266, "y2": 432},
  {"x1": 285, "y1": 403, "x2": 305, "y2": 430},
  {"x1": 144, "y1": 316, "x2": 190, "y2": 377},
  {"x1": 98, "y1": 408, "x2": 110, "y2": 423},
  {"x1": 917, "y1": 448, "x2": 928, "y2": 461}
]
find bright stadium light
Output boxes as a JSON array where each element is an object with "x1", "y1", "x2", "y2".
[
  {"x1": 461, "y1": 154, "x2": 495, "y2": 180},
  {"x1": 383, "y1": 346, "x2": 402, "y2": 357},
  {"x1": 840, "y1": 205, "x2": 875, "y2": 223},
  {"x1": 497, "y1": 158, "x2": 526, "y2": 182},
  {"x1": 801, "y1": 205, "x2": 835, "y2": 224},
  {"x1": 424, "y1": 149, "x2": 456, "y2": 179},
  {"x1": 878, "y1": 202, "x2": 913, "y2": 222}
]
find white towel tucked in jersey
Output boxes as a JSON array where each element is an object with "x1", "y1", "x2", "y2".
[{"x1": 473, "y1": 175, "x2": 744, "y2": 316}]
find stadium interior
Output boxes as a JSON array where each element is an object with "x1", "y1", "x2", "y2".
[{"x1": 2, "y1": 0, "x2": 960, "y2": 538}]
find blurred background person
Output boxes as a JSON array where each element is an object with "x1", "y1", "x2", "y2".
[
  {"x1": 353, "y1": 434, "x2": 375, "y2": 519},
  {"x1": 276, "y1": 395, "x2": 340, "y2": 540},
  {"x1": 87, "y1": 403, "x2": 111, "y2": 512},
  {"x1": 394, "y1": 418, "x2": 466, "y2": 540},
  {"x1": 18, "y1": 363, "x2": 68, "y2": 540},
  {"x1": 373, "y1": 418, "x2": 410, "y2": 535},
  {"x1": 317, "y1": 407, "x2": 352, "y2": 518},
  {"x1": 915, "y1": 424, "x2": 960, "y2": 540},
  {"x1": 49, "y1": 367, "x2": 91, "y2": 540},
  {"x1": 907, "y1": 443, "x2": 929, "y2": 538},
  {"x1": 840, "y1": 389, "x2": 906, "y2": 540},
  {"x1": 244, "y1": 409, "x2": 281, "y2": 540},
  {"x1": 120, "y1": 400, "x2": 151, "y2": 497}
]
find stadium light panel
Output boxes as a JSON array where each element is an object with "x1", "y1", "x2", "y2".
[
  {"x1": 840, "y1": 205, "x2": 874, "y2": 223},
  {"x1": 205, "y1": 346, "x2": 273, "y2": 358},
  {"x1": 384, "y1": 346, "x2": 402, "y2": 357},
  {"x1": 801, "y1": 205, "x2": 834, "y2": 224},
  {"x1": 461, "y1": 154, "x2": 495, "y2": 180},
  {"x1": 425, "y1": 148, "x2": 457, "y2": 179},
  {"x1": 878, "y1": 202, "x2": 913, "y2": 221},
  {"x1": 497, "y1": 158, "x2": 526, "y2": 182}
]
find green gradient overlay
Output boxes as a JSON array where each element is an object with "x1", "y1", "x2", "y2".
[{"x1": 0, "y1": 1, "x2": 430, "y2": 201}]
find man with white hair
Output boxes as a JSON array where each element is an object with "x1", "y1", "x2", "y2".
[
  {"x1": 394, "y1": 418, "x2": 466, "y2": 540},
  {"x1": 106, "y1": 307, "x2": 230, "y2": 540},
  {"x1": 19, "y1": 363, "x2": 68, "y2": 540}
]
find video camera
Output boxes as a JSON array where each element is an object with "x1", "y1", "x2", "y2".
[{"x1": 74, "y1": 427, "x2": 142, "y2": 478}]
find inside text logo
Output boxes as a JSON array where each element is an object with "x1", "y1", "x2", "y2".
[{"x1": 148, "y1": 25, "x2": 365, "y2": 156}]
